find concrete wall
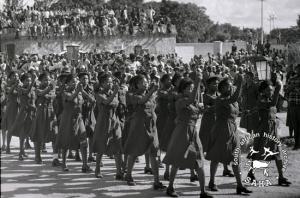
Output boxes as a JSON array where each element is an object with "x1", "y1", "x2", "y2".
[
  {"x1": 176, "y1": 41, "x2": 247, "y2": 59},
  {"x1": 1, "y1": 35, "x2": 176, "y2": 56}
]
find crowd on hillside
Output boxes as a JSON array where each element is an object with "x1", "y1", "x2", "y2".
[
  {"x1": 1, "y1": 43, "x2": 298, "y2": 197},
  {"x1": 0, "y1": 4, "x2": 174, "y2": 39}
]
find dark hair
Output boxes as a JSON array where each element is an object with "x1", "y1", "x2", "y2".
[
  {"x1": 97, "y1": 71, "x2": 105, "y2": 82},
  {"x1": 8, "y1": 71, "x2": 17, "y2": 79},
  {"x1": 258, "y1": 80, "x2": 272, "y2": 93},
  {"x1": 98, "y1": 73, "x2": 111, "y2": 85},
  {"x1": 206, "y1": 76, "x2": 219, "y2": 85},
  {"x1": 38, "y1": 72, "x2": 50, "y2": 81},
  {"x1": 178, "y1": 78, "x2": 193, "y2": 94},
  {"x1": 20, "y1": 73, "x2": 31, "y2": 83},
  {"x1": 78, "y1": 72, "x2": 89, "y2": 79},
  {"x1": 65, "y1": 74, "x2": 75, "y2": 84},
  {"x1": 134, "y1": 75, "x2": 146, "y2": 89},
  {"x1": 245, "y1": 71, "x2": 254, "y2": 79},
  {"x1": 160, "y1": 74, "x2": 170, "y2": 83},
  {"x1": 171, "y1": 73, "x2": 182, "y2": 86},
  {"x1": 218, "y1": 78, "x2": 230, "y2": 92}
]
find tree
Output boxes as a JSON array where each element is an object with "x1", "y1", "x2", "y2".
[{"x1": 297, "y1": 14, "x2": 300, "y2": 28}]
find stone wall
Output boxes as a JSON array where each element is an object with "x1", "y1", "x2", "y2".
[{"x1": 1, "y1": 35, "x2": 176, "y2": 56}]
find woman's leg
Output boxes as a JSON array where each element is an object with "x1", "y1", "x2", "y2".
[
  {"x1": 6, "y1": 133, "x2": 12, "y2": 153},
  {"x1": 125, "y1": 155, "x2": 137, "y2": 186},
  {"x1": 144, "y1": 153, "x2": 152, "y2": 174},
  {"x1": 232, "y1": 164, "x2": 243, "y2": 188},
  {"x1": 209, "y1": 161, "x2": 218, "y2": 185},
  {"x1": 62, "y1": 149, "x2": 68, "y2": 171},
  {"x1": 164, "y1": 164, "x2": 170, "y2": 180},
  {"x1": 190, "y1": 169, "x2": 198, "y2": 182},
  {"x1": 1, "y1": 130, "x2": 7, "y2": 150},
  {"x1": 114, "y1": 153, "x2": 123, "y2": 179},
  {"x1": 80, "y1": 139, "x2": 92, "y2": 172},
  {"x1": 195, "y1": 167, "x2": 206, "y2": 194},
  {"x1": 18, "y1": 136, "x2": 25, "y2": 160},
  {"x1": 34, "y1": 141, "x2": 42, "y2": 164},
  {"x1": 95, "y1": 153, "x2": 103, "y2": 178}
]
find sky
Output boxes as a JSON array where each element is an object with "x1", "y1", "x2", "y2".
[
  {"x1": 146, "y1": 0, "x2": 300, "y2": 33},
  {"x1": 1, "y1": 0, "x2": 299, "y2": 32}
]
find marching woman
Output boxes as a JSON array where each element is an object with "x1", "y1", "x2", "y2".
[
  {"x1": 124, "y1": 74, "x2": 165, "y2": 189},
  {"x1": 205, "y1": 75, "x2": 252, "y2": 195},
  {"x1": 8, "y1": 73, "x2": 36, "y2": 161},
  {"x1": 78, "y1": 72, "x2": 96, "y2": 163},
  {"x1": 93, "y1": 73, "x2": 123, "y2": 179},
  {"x1": 163, "y1": 76, "x2": 212, "y2": 198},
  {"x1": 56, "y1": 74, "x2": 92, "y2": 172},
  {"x1": 31, "y1": 72, "x2": 57, "y2": 164},
  {"x1": 247, "y1": 80, "x2": 291, "y2": 186},
  {"x1": 159, "y1": 73, "x2": 183, "y2": 180},
  {"x1": 122, "y1": 76, "x2": 138, "y2": 172},
  {"x1": 156, "y1": 74, "x2": 172, "y2": 169},
  {"x1": 3, "y1": 71, "x2": 19, "y2": 154},
  {"x1": 199, "y1": 76, "x2": 234, "y2": 178}
]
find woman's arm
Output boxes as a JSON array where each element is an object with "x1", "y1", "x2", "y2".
[
  {"x1": 81, "y1": 88, "x2": 96, "y2": 103},
  {"x1": 36, "y1": 85, "x2": 53, "y2": 97},
  {"x1": 136, "y1": 84, "x2": 158, "y2": 105},
  {"x1": 96, "y1": 84, "x2": 119, "y2": 105},
  {"x1": 227, "y1": 74, "x2": 243, "y2": 104}
]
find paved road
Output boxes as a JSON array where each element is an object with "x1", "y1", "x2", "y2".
[{"x1": 1, "y1": 113, "x2": 300, "y2": 198}]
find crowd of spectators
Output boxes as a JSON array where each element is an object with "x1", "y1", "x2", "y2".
[{"x1": 0, "y1": 4, "x2": 175, "y2": 39}]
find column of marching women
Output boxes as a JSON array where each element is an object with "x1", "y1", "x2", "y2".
[{"x1": 1, "y1": 61, "x2": 295, "y2": 198}]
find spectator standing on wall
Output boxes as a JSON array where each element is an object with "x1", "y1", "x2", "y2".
[
  {"x1": 147, "y1": 6, "x2": 155, "y2": 23},
  {"x1": 231, "y1": 41, "x2": 237, "y2": 53}
]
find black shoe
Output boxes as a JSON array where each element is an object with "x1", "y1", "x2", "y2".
[
  {"x1": 200, "y1": 192, "x2": 213, "y2": 198},
  {"x1": 100, "y1": 161, "x2": 104, "y2": 167},
  {"x1": 166, "y1": 186, "x2": 179, "y2": 197},
  {"x1": 236, "y1": 186, "x2": 252, "y2": 194},
  {"x1": 223, "y1": 170, "x2": 234, "y2": 177},
  {"x1": 115, "y1": 173, "x2": 124, "y2": 180},
  {"x1": 109, "y1": 155, "x2": 114, "y2": 159},
  {"x1": 135, "y1": 157, "x2": 140, "y2": 163},
  {"x1": 62, "y1": 164, "x2": 69, "y2": 171},
  {"x1": 247, "y1": 171, "x2": 256, "y2": 183},
  {"x1": 278, "y1": 177, "x2": 291, "y2": 186},
  {"x1": 208, "y1": 182, "x2": 218, "y2": 191},
  {"x1": 88, "y1": 156, "x2": 96, "y2": 163},
  {"x1": 164, "y1": 171, "x2": 170, "y2": 181},
  {"x1": 125, "y1": 175, "x2": 136, "y2": 186},
  {"x1": 144, "y1": 167, "x2": 153, "y2": 174},
  {"x1": 190, "y1": 175, "x2": 198, "y2": 182},
  {"x1": 52, "y1": 159, "x2": 61, "y2": 167},
  {"x1": 82, "y1": 165, "x2": 93, "y2": 173},
  {"x1": 153, "y1": 182, "x2": 166, "y2": 190},
  {"x1": 18, "y1": 154, "x2": 24, "y2": 161},
  {"x1": 95, "y1": 169, "x2": 103, "y2": 178}
]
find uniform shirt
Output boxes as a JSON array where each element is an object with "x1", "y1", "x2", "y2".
[{"x1": 286, "y1": 74, "x2": 300, "y2": 106}]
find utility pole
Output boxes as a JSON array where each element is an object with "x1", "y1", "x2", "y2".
[{"x1": 260, "y1": 0, "x2": 264, "y2": 44}]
